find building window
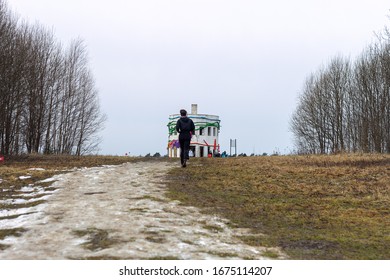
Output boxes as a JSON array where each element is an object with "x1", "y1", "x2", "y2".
[
  {"x1": 208, "y1": 127, "x2": 211, "y2": 136},
  {"x1": 199, "y1": 128, "x2": 203, "y2": 135}
]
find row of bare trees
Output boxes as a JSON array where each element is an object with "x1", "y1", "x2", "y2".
[
  {"x1": 291, "y1": 26, "x2": 390, "y2": 154},
  {"x1": 0, "y1": 0, "x2": 105, "y2": 156}
]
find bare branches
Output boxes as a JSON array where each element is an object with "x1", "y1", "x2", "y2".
[
  {"x1": 0, "y1": 0, "x2": 105, "y2": 156},
  {"x1": 291, "y1": 27, "x2": 390, "y2": 154}
]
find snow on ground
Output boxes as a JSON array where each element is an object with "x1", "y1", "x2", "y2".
[{"x1": 0, "y1": 161, "x2": 285, "y2": 260}]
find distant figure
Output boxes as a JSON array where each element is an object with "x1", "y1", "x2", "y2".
[{"x1": 176, "y1": 109, "x2": 195, "y2": 167}]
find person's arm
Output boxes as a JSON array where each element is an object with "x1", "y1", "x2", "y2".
[
  {"x1": 190, "y1": 120, "x2": 195, "y2": 135},
  {"x1": 176, "y1": 120, "x2": 181, "y2": 133}
]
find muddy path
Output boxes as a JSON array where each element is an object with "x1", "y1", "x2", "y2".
[{"x1": 0, "y1": 161, "x2": 284, "y2": 259}]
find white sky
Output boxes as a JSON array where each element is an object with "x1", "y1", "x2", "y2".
[{"x1": 8, "y1": 0, "x2": 390, "y2": 156}]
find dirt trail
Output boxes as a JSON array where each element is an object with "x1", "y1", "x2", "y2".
[{"x1": 0, "y1": 161, "x2": 283, "y2": 259}]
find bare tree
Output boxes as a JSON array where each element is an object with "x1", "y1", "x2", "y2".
[
  {"x1": 0, "y1": 1, "x2": 25, "y2": 155},
  {"x1": 0, "y1": 0, "x2": 106, "y2": 156},
  {"x1": 291, "y1": 30, "x2": 389, "y2": 154}
]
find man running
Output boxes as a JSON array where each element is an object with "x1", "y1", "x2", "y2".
[{"x1": 176, "y1": 109, "x2": 195, "y2": 167}]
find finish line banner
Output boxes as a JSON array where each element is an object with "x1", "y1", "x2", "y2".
[{"x1": 0, "y1": 260, "x2": 388, "y2": 280}]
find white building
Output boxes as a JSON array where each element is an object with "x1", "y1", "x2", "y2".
[{"x1": 167, "y1": 104, "x2": 221, "y2": 158}]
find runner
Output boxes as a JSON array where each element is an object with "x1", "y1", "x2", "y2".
[{"x1": 175, "y1": 109, "x2": 195, "y2": 167}]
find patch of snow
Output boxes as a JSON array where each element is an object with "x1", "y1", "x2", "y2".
[
  {"x1": 0, "y1": 203, "x2": 45, "y2": 216},
  {"x1": 28, "y1": 168, "x2": 45, "y2": 171},
  {"x1": 1, "y1": 235, "x2": 19, "y2": 245},
  {"x1": 20, "y1": 186, "x2": 36, "y2": 192},
  {"x1": 19, "y1": 176, "x2": 32, "y2": 180},
  {"x1": 1, "y1": 196, "x2": 49, "y2": 205},
  {"x1": 0, "y1": 210, "x2": 44, "y2": 228},
  {"x1": 11, "y1": 188, "x2": 56, "y2": 198},
  {"x1": 39, "y1": 177, "x2": 57, "y2": 183}
]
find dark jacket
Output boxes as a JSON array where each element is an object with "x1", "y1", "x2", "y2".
[{"x1": 176, "y1": 117, "x2": 195, "y2": 140}]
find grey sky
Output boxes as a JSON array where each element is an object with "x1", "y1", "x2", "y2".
[{"x1": 8, "y1": 0, "x2": 390, "y2": 156}]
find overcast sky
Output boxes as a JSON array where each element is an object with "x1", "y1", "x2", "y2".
[{"x1": 8, "y1": 0, "x2": 390, "y2": 156}]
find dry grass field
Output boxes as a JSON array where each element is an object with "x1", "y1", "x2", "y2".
[
  {"x1": 1, "y1": 154, "x2": 389, "y2": 259},
  {"x1": 166, "y1": 154, "x2": 390, "y2": 259}
]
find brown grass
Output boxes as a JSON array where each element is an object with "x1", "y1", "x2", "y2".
[{"x1": 165, "y1": 154, "x2": 390, "y2": 259}]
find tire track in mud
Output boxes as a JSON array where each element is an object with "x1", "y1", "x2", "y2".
[{"x1": 0, "y1": 161, "x2": 284, "y2": 259}]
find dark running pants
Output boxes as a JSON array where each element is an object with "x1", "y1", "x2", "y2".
[{"x1": 179, "y1": 138, "x2": 191, "y2": 164}]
